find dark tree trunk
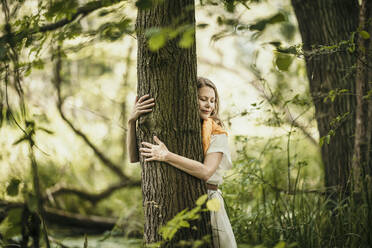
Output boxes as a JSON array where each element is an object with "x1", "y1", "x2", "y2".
[
  {"x1": 353, "y1": 0, "x2": 372, "y2": 192},
  {"x1": 291, "y1": 0, "x2": 362, "y2": 195},
  {"x1": 136, "y1": 1, "x2": 212, "y2": 247}
]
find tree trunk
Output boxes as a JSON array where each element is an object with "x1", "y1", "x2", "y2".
[
  {"x1": 136, "y1": 1, "x2": 212, "y2": 247},
  {"x1": 291, "y1": 0, "x2": 361, "y2": 195},
  {"x1": 353, "y1": 0, "x2": 372, "y2": 191}
]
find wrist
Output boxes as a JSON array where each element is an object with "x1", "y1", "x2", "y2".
[
  {"x1": 128, "y1": 118, "x2": 136, "y2": 125},
  {"x1": 164, "y1": 151, "x2": 173, "y2": 162}
]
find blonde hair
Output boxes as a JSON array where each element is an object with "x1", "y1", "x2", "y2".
[{"x1": 197, "y1": 77, "x2": 224, "y2": 127}]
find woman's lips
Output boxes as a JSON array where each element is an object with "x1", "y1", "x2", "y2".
[{"x1": 201, "y1": 110, "x2": 210, "y2": 114}]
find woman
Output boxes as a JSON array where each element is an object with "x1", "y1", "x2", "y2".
[{"x1": 127, "y1": 77, "x2": 237, "y2": 248}]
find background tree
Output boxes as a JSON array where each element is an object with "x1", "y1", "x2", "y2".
[{"x1": 291, "y1": 0, "x2": 372, "y2": 195}]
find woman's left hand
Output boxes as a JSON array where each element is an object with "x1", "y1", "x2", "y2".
[{"x1": 140, "y1": 136, "x2": 169, "y2": 162}]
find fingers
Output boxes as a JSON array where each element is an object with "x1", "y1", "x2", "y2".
[
  {"x1": 141, "y1": 152, "x2": 153, "y2": 157},
  {"x1": 141, "y1": 98, "x2": 155, "y2": 105},
  {"x1": 140, "y1": 147, "x2": 155, "y2": 162},
  {"x1": 142, "y1": 142, "x2": 154, "y2": 148},
  {"x1": 137, "y1": 94, "x2": 149, "y2": 103},
  {"x1": 138, "y1": 94, "x2": 152, "y2": 103},
  {"x1": 138, "y1": 103, "x2": 155, "y2": 110},
  {"x1": 139, "y1": 109, "x2": 152, "y2": 114},
  {"x1": 154, "y1": 136, "x2": 162, "y2": 145},
  {"x1": 139, "y1": 147, "x2": 152, "y2": 153}
]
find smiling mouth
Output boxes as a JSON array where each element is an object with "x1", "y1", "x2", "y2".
[{"x1": 201, "y1": 110, "x2": 211, "y2": 114}]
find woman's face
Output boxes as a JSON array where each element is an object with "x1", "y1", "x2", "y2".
[{"x1": 198, "y1": 86, "x2": 216, "y2": 121}]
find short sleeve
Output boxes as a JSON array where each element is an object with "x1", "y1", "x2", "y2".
[{"x1": 206, "y1": 134, "x2": 233, "y2": 170}]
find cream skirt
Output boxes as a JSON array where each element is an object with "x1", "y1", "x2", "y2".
[{"x1": 208, "y1": 189, "x2": 237, "y2": 248}]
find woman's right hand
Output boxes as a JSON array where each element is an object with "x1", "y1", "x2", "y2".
[{"x1": 128, "y1": 94, "x2": 155, "y2": 123}]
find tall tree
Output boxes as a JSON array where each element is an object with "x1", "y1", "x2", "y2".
[
  {"x1": 136, "y1": 1, "x2": 212, "y2": 246},
  {"x1": 291, "y1": 0, "x2": 372, "y2": 195}
]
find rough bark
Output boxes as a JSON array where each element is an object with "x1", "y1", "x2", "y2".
[
  {"x1": 291, "y1": 0, "x2": 360, "y2": 195},
  {"x1": 352, "y1": 0, "x2": 372, "y2": 192},
  {"x1": 136, "y1": 1, "x2": 212, "y2": 247}
]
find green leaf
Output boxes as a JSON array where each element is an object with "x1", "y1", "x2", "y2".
[
  {"x1": 249, "y1": 20, "x2": 266, "y2": 31},
  {"x1": 269, "y1": 41, "x2": 282, "y2": 48},
  {"x1": 178, "y1": 27, "x2": 195, "y2": 48},
  {"x1": 275, "y1": 53, "x2": 293, "y2": 71},
  {"x1": 0, "y1": 209, "x2": 22, "y2": 239},
  {"x1": 6, "y1": 178, "x2": 21, "y2": 196},
  {"x1": 148, "y1": 32, "x2": 166, "y2": 51},
  {"x1": 32, "y1": 59, "x2": 44, "y2": 70},
  {"x1": 224, "y1": 1, "x2": 235, "y2": 13},
  {"x1": 206, "y1": 198, "x2": 220, "y2": 211},
  {"x1": 359, "y1": 30, "x2": 370, "y2": 39},
  {"x1": 250, "y1": 13, "x2": 286, "y2": 32},
  {"x1": 146, "y1": 241, "x2": 162, "y2": 248},
  {"x1": 98, "y1": 9, "x2": 111, "y2": 16},
  {"x1": 319, "y1": 136, "x2": 325, "y2": 147},
  {"x1": 348, "y1": 43, "x2": 355, "y2": 53},
  {"x1": 269, "y1": 13, "x2": 286, "y2": 24},
  {"x1": 8, "y1": 208, "x2": 22, "y2": 225},
  {"x1": 179, "y1": 220, "x2": 190, "y2": 228},
  {"x1": 274, "y1": 241, "x2": 286, "y2": 248},
  {"x1": 159, "y1": 225, "x2": 178, "y2": 240},
  {"x1": 196, "y1": 194, "x2": 208, "y2": 206}
]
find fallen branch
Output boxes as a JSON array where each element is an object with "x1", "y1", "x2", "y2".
[
  {"x1": 44, "y1": 207, "x2": 116, "y2": 231},
  {"x1": 45, "y1": 180, "x2": 141, "y2": 204},
  {"x1": 0, "y1": 200, "x2": 141, "y2": 236}
]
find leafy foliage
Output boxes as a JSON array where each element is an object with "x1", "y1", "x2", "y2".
[
  {"x1": 6, "y1": 178, "x2": 21, "y2": 197},
  {"x1": 0, "y1": 209, "x2": 23, "y2": 240},
  {"x1": 147, "y1": 194, "x2": 220, "y2": 247}
]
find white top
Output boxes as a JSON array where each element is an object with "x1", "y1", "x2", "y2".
[{"x1": 206, "y1": 134, "x2": 233, "y2": 185}]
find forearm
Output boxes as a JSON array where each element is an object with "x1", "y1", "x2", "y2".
[
  {"x1": 127, "y1": 120, "x2": 139, "y2": 163},
  {"x1": 165, "y1": 152, "x2": 210, "y2": 181}
]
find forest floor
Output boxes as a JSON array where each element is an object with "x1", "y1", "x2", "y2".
[{"x1": 53, "y1": 235, "x2": 142, "y2": 248}]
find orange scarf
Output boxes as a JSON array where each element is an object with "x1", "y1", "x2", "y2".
[{"x1": 202, "y1": 118, "x2": 228, "y2": 155}]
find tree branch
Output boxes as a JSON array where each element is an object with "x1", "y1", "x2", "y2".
[
  {"x1": 0, "y1": 0, "x2": 126, "y2": 44},
  {"x1": 53, "y1": 45, "x2": 128, "y2": 180},
  {"x1": 45, "y1": 180, "x2": 141, "y2": 204},
  {"x1": 0, "y1": 200, "x2": 141, "y2": 236}
]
